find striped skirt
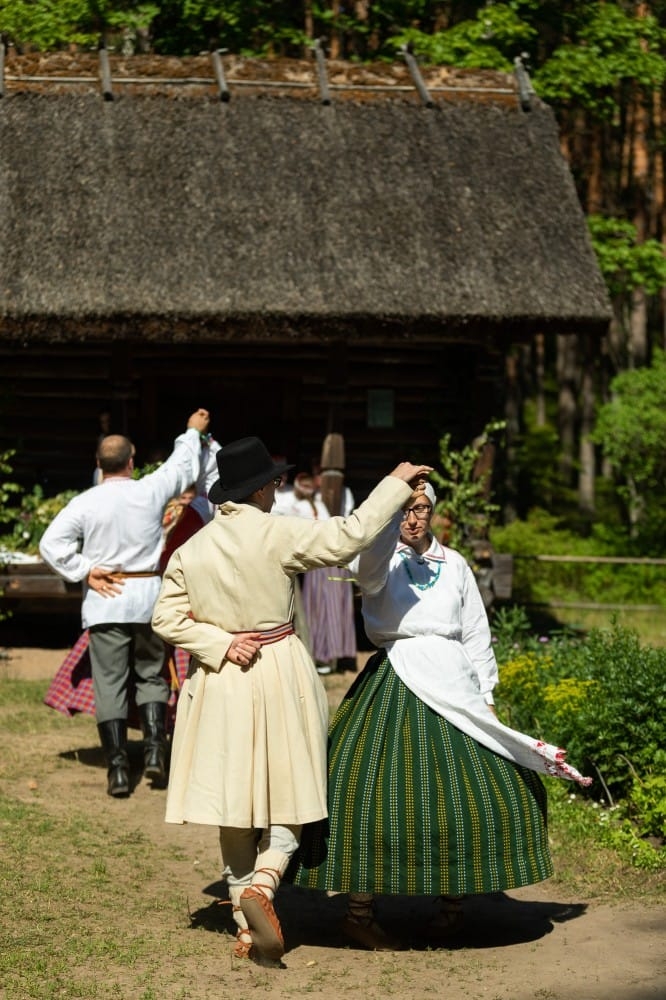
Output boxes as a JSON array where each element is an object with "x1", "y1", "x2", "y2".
[
  {"x1": 301, "y1": 566, "x2": 357, "y2": 663},
  {"x1": 292, "y1": 651, "x2": 554, "y2": 895}
]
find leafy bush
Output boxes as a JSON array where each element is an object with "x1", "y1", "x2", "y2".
[
  {"x1": 495, "y1": 622, "x2": 666, "y2": 842},
  {"x1": 1, "y1": 485, "x2": 79, "y2": 555}
]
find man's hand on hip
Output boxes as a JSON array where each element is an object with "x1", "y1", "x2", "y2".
[{"x1": 88, "y1": 566, "x2": 124, "y2": 598}]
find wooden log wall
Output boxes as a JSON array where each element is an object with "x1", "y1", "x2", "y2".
[{"x1": 0, "y1": 338, "x2": 505, "y2": 501}]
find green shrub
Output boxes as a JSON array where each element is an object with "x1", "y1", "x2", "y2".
[
  {"x1": 495, "y1": 622, "x2": 666, "y2": 843},
  {"x1": 1, "y1": 484, "x2": 79, "y2": 554}
]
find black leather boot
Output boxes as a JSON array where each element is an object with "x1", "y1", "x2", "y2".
[
  {"x1": 97, "y1": 719, "x2": 130, "y2": 797},
  {"x1": 140, "y1": 702, "x2": 168, "y2": 786}
]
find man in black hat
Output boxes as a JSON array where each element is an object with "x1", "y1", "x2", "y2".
[{"x1": 152, "y1": 437, "x2": 431, "y2": 968}]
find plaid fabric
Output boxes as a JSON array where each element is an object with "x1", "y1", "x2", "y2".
[
  {"x1": 44, "y1": 631, "x2": 190, "y2": 733},
  {"x1": 293, "y1": 651, "x2": 554, "y2": 896}
]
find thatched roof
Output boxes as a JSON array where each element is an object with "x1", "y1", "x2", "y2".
[{"x1": 0, "y1": 55, "x2": 611, "y2": 343}]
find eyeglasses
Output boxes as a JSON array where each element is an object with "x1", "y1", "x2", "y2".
[
  {"x1": 272, "y1": 477, "x2": 283, "y2": 487},
  {"x1": 401, "y1": 504, "x2": 432, "y2": 520}
]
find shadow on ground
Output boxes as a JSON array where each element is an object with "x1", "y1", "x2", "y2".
[
  {"x1": 189, "y1": 879, "x2": 587, "y2": 954},
  {"x1": 59, "y1": 740, "x2": 168, "y2": 794}
]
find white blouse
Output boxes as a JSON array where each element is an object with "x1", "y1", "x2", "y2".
[{"x1": 350, "y1": 521, "x2": 591, "y2": 786}]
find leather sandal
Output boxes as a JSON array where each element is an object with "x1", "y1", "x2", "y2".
[
  {"x1": 340, "y1": 915, "x2": 404, "y2": 951},
  {"x1": 232, "y1": 927, "x2": 253, "y2": 959},
  {"x1": 240, "y1": 887, "x2": 285, "y2": 965}
]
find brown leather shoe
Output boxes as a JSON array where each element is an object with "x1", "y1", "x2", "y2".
[
  {"x1": 240, "y1": 887, "x2": 284, "y2": 965},
  {"x1": 340, "y1": 915, "x2": 404, "y2": 951}
]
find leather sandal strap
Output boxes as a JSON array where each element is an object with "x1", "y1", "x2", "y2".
[{"x1": 251, "y1": 865, "x2": 282, "y2": 895}]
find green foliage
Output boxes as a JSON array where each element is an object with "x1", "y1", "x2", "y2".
[
  {"x1": 496, "y1": 622, "x2": 666, "y2": 845},
  {"x1": 0, "y1": 0, "x2": 161, "y2": 50},
  {"x1": 533, "y1": 3, "x2": 666, "y2": 118},
  {"x1": 1, "y1": 485, "x2": 79, "y2": 554},
  {"x1": 1, "y1": 449, "x2": 79, "y2": 556},
  {"x1": 592, "y1": 349, "x2": 666, "y2": 546},
  {"x1": 0, "y1": 449, "x2": 23, "y2": 529},
  {"x1": 490, "y1": 508, "x2": 666, "y2": 605},
  {"x1": 431, "y1": 419, "x2": 505, "y2": 561},
  {"x1": 628, "y1": 770, "x2": 666, "y2": 841},
  {"x1": 511, "y1": 401, "x2": 576, "y2": 517},
  {"x1": 131, "y1": 460, "x2": 161, "y2": 480},
  {"x1": 547, "y1": 779, "x2": 666, "y2": 872},
  {"x1": 588, "y1": 216, "x2": 666, "y2": 300},
  {"x1": 391, "y1": 4, "x2": 535, "y2": 69}
]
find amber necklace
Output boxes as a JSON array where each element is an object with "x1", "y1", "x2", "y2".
[{"x1": 399, "y1": 549, "x2": 441, "y2": 590}]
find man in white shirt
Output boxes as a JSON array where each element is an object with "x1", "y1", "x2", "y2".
[{"x1": 40, "y1": 408, "x2": 216, "y2": 797}]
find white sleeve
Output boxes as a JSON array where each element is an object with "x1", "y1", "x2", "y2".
[
  {"x1": 199, "y1": 437, "x2": 222, "y2": 497},
  {"x1": 39, "y1": 500, "x2": 91, "y2": 583},
  {"x1": 460, "y1": 561, "x2": 499, "y2": 703},
  {"x1": 145, "y1": 428, "x2": 204, "y2": 505},
  {"x1": 349, "y1": 512, "x2": 402, "y2": 595}
]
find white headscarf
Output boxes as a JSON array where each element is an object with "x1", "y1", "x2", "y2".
[{"x1": 422, "y1": 482, "x2": 436, "y2": 507}]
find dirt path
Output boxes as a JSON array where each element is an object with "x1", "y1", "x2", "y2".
[{"x1": 2, "y1": 645, "x2": 665, "y2": 1000}]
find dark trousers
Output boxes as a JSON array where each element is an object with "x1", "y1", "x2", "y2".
[{"x1": 88, "y1": 623, "x2": 168, "y2": 723}]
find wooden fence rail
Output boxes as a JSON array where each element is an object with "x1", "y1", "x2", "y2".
[{"x1": 510, "y1": 553, "x2": 666, "y2": 614}]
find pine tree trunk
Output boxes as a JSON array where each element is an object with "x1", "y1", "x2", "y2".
[
  {"x1": 304, "y1": 0, "x2": 314, "y2": 51},
  {"x1": 556, "y1": 334, "x2": 578, "y2": 486},
  {"x1": 534, "y1": 332, "x2": 546, "y2": 427},
  {"x1": 330, "y1": 1, "x2": 341, "y2": 58},
  {"x1": 578, "y1": 336, "x2": 596, "y2": 518},
  {"x1": 503, "y1": 350, "x2": 521, "y2": 523}
]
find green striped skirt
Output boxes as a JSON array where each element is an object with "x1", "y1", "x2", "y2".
[{"x1": 292, "y1": 651, "x2": 554, "y2": 895}]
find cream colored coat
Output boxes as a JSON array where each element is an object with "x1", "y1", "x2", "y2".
[{"x1": 152, "y1": 475, "x2": 411, "y2": 829}]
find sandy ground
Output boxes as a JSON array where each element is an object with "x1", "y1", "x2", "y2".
[{"x1": 1, "y1": 642, "x2": 665, "y2": 1000}]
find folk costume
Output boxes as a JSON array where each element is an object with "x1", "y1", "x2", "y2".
[
  {"x1": 293, "y1": 484, "x2": 591, "y2": 945},
  {"x1": 40, "y1": 422, "x2": 218, "y2": 797},
  {"x1": 275, "y1": 474, "x2": 356, "y2": 671},
  {"x1": 151, "y1": 437, "x2": 422, "y2": 967},
  {"x1": 44, "y1": 494, "x2": 213, "y2": 729}
]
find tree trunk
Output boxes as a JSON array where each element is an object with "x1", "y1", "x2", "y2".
[
  {"x1": 534, "y1": 332, "x2": 546, "y2": 427},
  {"x1": 503, "y1": 350, "x2": 521, "y2": 524},
  {"x1": 556, "y1": 334, "x2": 578, "y2": 486},
  {"x1": 304, "y1": 0, "x2": 314, "y2": 53},
  {"x1": 629, "y1": 285, "x2": 648, "y2": 367},
  {"x1": 578, "y1": 336, "x2": 596, "y2": 518},
  {"x1": 329, "y1": 1, "x2": 341, "y2": 59}
]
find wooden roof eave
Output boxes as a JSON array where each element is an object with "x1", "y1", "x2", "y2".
[{"x1": 0, "y1": 310, "x2": 611, "y2": 345}]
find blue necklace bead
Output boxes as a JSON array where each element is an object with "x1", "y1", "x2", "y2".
[{"x1": 399, "y1": 550, "x2": 441, "y2": 590}]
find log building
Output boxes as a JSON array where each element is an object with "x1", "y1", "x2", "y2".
[{"x1": 0, "y1": 52, "x2": 611, "y2": 499}]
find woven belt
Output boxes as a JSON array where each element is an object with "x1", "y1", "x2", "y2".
[
  {"x1": 111, "y1": 571, "x2": 162, "y2": 579},
  {"x1": 247, "y1": 622, "x2": 295, "y2": 646}
]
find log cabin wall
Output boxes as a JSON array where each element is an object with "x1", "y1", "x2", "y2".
[{"x1": 0, "y1": 338, "x2": 504, "y2": 501}]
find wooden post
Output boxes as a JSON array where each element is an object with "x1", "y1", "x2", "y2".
[
  {"x1": 311, "y1": 38, "x2": 331, "y2": 106},
  {"x1": 0, "y1": 38, "x2": 5, "y2": 99},
  {"x1": 399, "y1": 45, "x2": 433, "y2": 109},
  {"x1": 513, "y1": 54, "x2": 534, "y2": 112},
  {"x1": 98, "y1": 39, "x2": 114, "y2": 102},
  {"x1": 211, "y1": 49, "x2": 230, "y2": 103}
]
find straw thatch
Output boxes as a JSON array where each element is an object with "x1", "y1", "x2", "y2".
[{"x1": 0, "y1": 57, "x2": 611, "y2": 343}]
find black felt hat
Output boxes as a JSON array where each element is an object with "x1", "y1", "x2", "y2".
[{"x1": 208, "y1": 437, "x2": 293, "y2": 504}]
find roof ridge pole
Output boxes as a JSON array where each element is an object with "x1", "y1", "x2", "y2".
[
  {"x1": 311, "y1": 38, "x2": 332, "y2": 105},
  {"x1": 513, "y1": 53, "x2": 535, "y2": 112},
  {"x1": 98, "y1": 37, "x2": 114, "y2": 102},
  {"x1": 399, "y1": 44, "x2": 434, "y2": 108},
  {"x1": 211, "y1": 48, "x2": 230, "y2": 102}
]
